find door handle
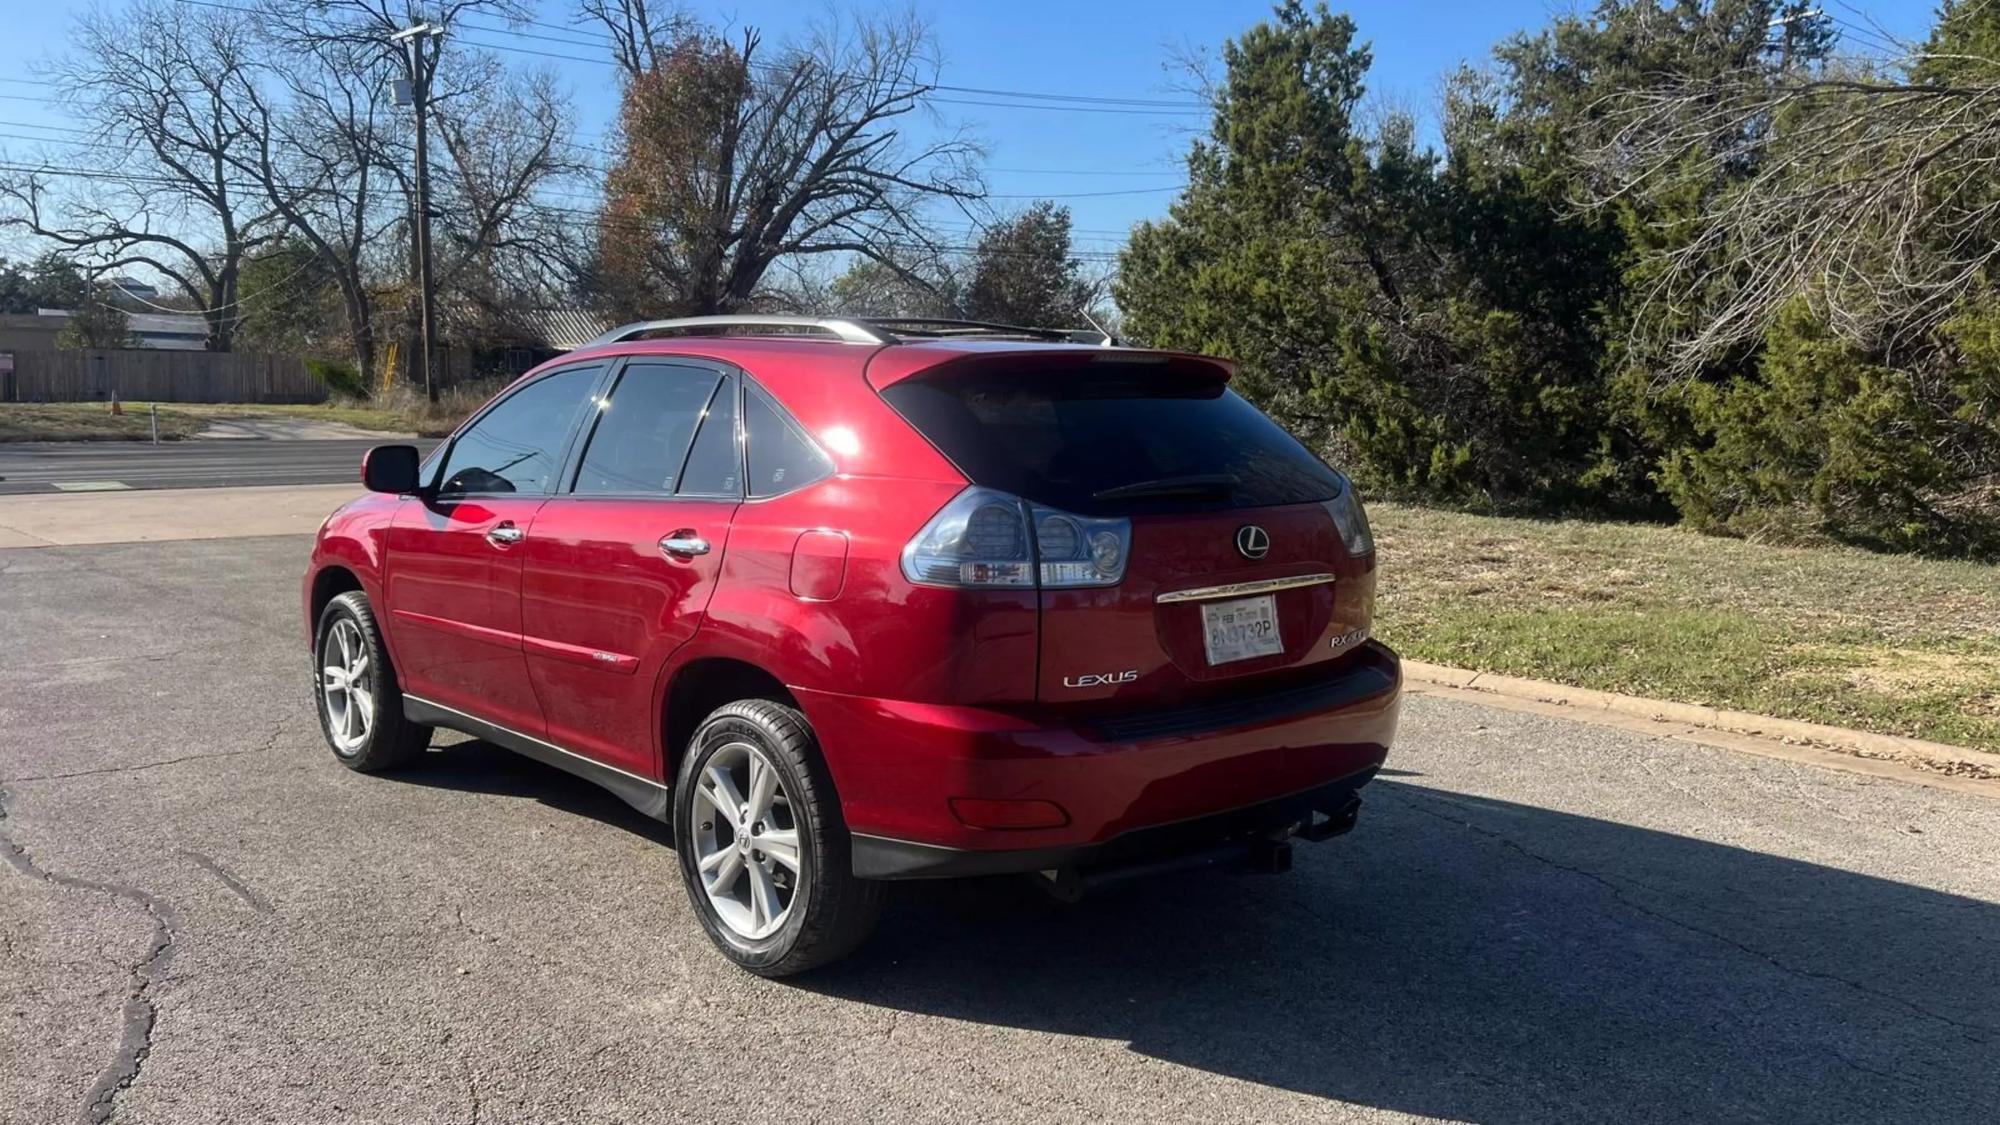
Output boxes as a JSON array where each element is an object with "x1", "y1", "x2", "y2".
[
  {"x1": 660, "y1": 532, "x2": 710, "y2": 557},
  {"x1": 486, "y1": 522, "x2": 524, "y2": 547}
]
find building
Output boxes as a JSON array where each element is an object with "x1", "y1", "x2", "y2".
[
  {"x1": 0, "y1": 276, "x2": 208, "y2": 353},
  {"x1": 0, "y1": 309, "x2": 210, "y2": 354},
  {"x1": 2, "y1": 308, "x2": 212, "y2": 351},
  {"x1": 118, "y1": 311, "x2": 209, "y2": 350},
  {"x1": 0, "y1": 313, "x2": 64, "y2": 353}
]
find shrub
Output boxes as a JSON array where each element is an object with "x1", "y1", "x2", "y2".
[
  {"x1": 1660, "y1": 302, "x2": 2000, "y2": 558},
  {"x1": 305, "y1": 356, "x2": 367, "y2": 401}
]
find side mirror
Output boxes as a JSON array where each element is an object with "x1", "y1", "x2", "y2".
[{"x1": 361, "y1": 444, "x2": 421, "y2": 494}]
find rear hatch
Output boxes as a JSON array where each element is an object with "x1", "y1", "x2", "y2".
[{"x1": 879, "y1": 352, "x2": 1375, "y2": 710}]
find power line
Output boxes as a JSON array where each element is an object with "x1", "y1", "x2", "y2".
[
  {"x1": 930, "y1": 98, "x2": 1202, "y2": 117},
  {"x1": 0, "y1": 161, "x2": 1139, "y2": 265},
  {"x1": 441, "y1": 12, "x2": 1205, "y2": 107},
  {"x1": 981, "y1": 186, "x2": 1182, "y2": 199},
  {"x1": 456, "y1": 11, "x2": 1204, "y2": 109},
  {"x1": 0, "y1": 123, "x2": 1186, "y2": 203},
  {"x1": 447, "y1": 34, "x2": 1206, "y2": 116},
  {"x1": 164, "y1": 0, "x2": 1200, "y2": 112},
  {"x1": 1, "y1": 104, "x2": 1184, "y2": 180}
]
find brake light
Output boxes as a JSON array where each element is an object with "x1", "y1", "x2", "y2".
[
  {"x1": 1322, "y1": 476, "x2": 1374, "y2": 557},
  {"x1": 901, "y1": 486, "x2": 1132, "y2": 589}
]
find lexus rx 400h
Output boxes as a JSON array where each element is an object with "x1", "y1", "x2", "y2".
[{"x1": 304, "y1": 316, "x2": 1400, "y2": 975}]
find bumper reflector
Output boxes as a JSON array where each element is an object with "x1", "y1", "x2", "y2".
[{"x1": 948, "y1": 797, "x2": 1071, "y2": 830}]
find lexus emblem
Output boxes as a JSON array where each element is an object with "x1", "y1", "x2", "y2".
[{"x1": 1235, "y1": 525, "x2": 1270, "y2": 560}]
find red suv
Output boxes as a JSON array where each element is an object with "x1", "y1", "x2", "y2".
[{"x1": 304, "y1": 316, "x2": 1400, "y2": 974}]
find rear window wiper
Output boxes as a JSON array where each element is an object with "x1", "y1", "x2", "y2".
[{"x1": 1092, "y1": 473, "x2": 1240, "y2": 500}]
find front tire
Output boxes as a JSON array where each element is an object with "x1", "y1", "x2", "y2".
[
  {"x1": 313, "y1": 590, "x2": 430, "y2": 772},
  {"x1": 674, "y1": 700, "x2": 883, "y2": 976}
]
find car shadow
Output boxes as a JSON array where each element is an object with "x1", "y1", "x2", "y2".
[
  {"x1": 393, "y1": 736, "x2": 673, "y2": 844},
  {"x1": 802, "y1": 781, "x2": 2000, "y2": 1123},
  {"x1": 388, "y1": 748, "x2": 1999, "y2": 1122}
]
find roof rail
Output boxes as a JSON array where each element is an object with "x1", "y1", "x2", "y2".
[
  {"x1": 589, "y1": 315, "x2": 896, "y2": 347},
  {"x1": 853, "y1": 317, "x2": 1096, "y2": 344}
]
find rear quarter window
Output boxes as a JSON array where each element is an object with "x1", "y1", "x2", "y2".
[
  {"x1": 880, "y1": 368, "x2": 1344, "y2": 515},
  {"x1": 744, "y1": 381, "x2": 834, "y2": 498}
]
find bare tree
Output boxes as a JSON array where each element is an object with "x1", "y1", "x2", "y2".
[
  {"x1": 0, "y1": 1, "x2": 282, "y2": 350},
  {"x1": 1579, "y1": 32, "x2": 2000, "y2": 376},
  {"x1": 582, "y1": 1, "x2": 984, "y2": 318},
  {"x1": 225, "y1": 32, "x2": 402, "y2": 386},
  {"x1": 229, "y1": 0, "x2": 576, "y2": 385},
  {"x1": 428, "y1": 57, "x2": 590, "y2": 317},
  {"x1": 434, "y1": 57, "x2": 588, "y2": 296},
  {"x1": 825, "y1": 250, "x2": 963, "y2": 318},
  {"x1": 269, "y1": 1, "x2": 530, "y2": 80},
  {"x1": 577, "y1": 0, "x2": 694, "y2": 76}
]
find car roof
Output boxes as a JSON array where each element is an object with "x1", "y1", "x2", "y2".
[
  {"x1": 503, "y1": 332, "x2": 1235, "y2": 486},
  {"x1": 860, "y1": 338, "x2": 1236, "y2": 389},
  {"x1": 553, "y1": 334, "x2": 1235, "y2": 389}
]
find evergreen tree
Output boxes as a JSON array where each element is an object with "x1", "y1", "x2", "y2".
[{"x1": 962, "y1": 202, "x2": 1097, "y2": 328}]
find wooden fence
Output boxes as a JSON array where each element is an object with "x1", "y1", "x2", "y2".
[{"x1": 0, "y1": 348, "x2": 327, "y2": 404}]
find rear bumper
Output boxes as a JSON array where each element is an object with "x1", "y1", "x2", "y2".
[
  {"x1": 793, "y1": 641, "x2": 1401, "y2": 878},
  {"x1": 850, "y1": 768, "x2": 1376, "y2": 879}
]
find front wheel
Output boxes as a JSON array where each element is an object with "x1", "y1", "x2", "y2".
[
  {"x1": 313, "y1": 590, "x2": 430, "y2": 772},
  {"x1": 673, "y1": 700, "x2": 883, "y2": 976}
]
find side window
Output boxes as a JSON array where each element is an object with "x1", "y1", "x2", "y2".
[
  {"x1": 744, "y1": 382, "x2": 833, "y2": 498},
  {"x1": 677, "y1": 377, "x2": 741, "y2": 496},
  {"x1": 572, "y1": 362, "x2": 721, "y2": 495},
  {"x1": 437, "y1": 365, "x2": 599, "y2": 496}
]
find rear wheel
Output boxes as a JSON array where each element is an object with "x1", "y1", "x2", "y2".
[
  {"x1": 673, "y1": 700, "x2": 882, "y2": 976},
  {"x1": 313, "y1": 591, "x2": 430, "y2": 772}
]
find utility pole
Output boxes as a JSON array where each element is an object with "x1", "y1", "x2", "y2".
[{"x1": 391, "y1": 21, "x2": 445, "y2": 403}]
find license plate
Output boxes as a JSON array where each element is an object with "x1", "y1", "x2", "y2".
[{"x1": 1201, "y1": 595, "x2": 1284, "y2": 665}]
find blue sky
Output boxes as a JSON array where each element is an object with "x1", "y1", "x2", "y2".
[{"x1": 1, "y1": 0, "x2": 1943, "y2": 261}]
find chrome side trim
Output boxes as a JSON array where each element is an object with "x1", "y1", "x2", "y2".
[
  {"x1": 401, "y1": 694, "x2": 668, "y2": 792},
  {"x1": 1155, "y1": 573, "x2": 1338, "y2": 604}
]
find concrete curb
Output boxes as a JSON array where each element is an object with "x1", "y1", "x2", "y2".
[{"x1": 1402, "y1": 659, "x2": 2000, "y2": 787}]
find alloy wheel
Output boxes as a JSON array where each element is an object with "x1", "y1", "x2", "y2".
[
  {"x1": 692, "y1": 741, "x2": 804, "y2": 940},
  {"x1": 320, "y1": 617, "x2": 374, "y2": 754}
]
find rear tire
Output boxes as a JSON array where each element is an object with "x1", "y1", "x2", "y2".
[
  {"x1": 673, "y1": 699, "x2": 883, "y2": 976},
  {"x1": 313, "y1": 591, "x2": 430, "y2": 773}
]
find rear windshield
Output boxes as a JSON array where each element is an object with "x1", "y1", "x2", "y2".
[{"x1": 880, "y1": 368, "x2": 1344, "y2": 515}]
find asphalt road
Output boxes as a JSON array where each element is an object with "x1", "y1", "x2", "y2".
[
  {"x1": 0, "y1": 439, "x2": 438, "y2": 495},
  {"x1": 3, "y1": 535, "x2": 1997, "y2": 1124}
]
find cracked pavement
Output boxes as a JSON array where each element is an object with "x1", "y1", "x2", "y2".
[{"x1": 2, "y1": 533, "x2": 1998, "y2": 1123}]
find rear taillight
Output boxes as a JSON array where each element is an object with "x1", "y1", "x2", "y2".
[
  {"x1": 902, "y1": 486, "x2": 1131, "y2": 589},
  {"x1": 1322, "y1": 476, "x2": 1374, "y2": 557}
]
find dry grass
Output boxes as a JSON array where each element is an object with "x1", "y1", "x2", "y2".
[
  {"x1": 0, "y1": 403, "x2": 209, "y2": 442},
  {"x1": 1370, "y1": 503, "x2": 2000, "y2": 752},
  {"x1": 0, "y1": 382, "x2": 501, "y2": 442}
]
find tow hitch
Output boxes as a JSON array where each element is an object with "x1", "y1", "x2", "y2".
[
  {"x1": 1299, "y1": 793, "x2": 1363, "y2": 842},
  {"x1": 1029, "y1": 793, "x2": 1365, "y2": 900},
  {"x1": 1248, "y1": 831, "x2": 1293, "y2": 873}
]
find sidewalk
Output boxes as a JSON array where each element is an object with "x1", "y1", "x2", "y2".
[
  {"x1": 0, "y1": 483, "x2": 359, "y2": 547},
  {"x1": 195, "y1": 417, "x2": 417, "y2": 441}
]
